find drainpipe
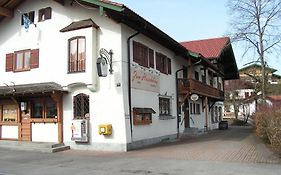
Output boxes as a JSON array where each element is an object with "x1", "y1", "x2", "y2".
[
  {"x1": 127, "y1": 31, "x2": 140, "y2": 143},
  {"x1": 176, "y1": 68, "x2": 185, "y2": 139}
]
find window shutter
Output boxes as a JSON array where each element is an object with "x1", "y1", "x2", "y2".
[
  {"x1": 29, "y1": 11, "x2": 35, "y2": 23},
  {"x1": 6, "y1": 53, "x2": 14, "y2": 72},
  {"x1": 30, "y1": 49, "x2": 39, "y2": 68},
  {"x1": 167, "y1": 58, "x2": 171, "y2": 74},
  {"x1": 133, "y1": 41, "x2": 140, "y2": 63},
  {"x1": 45, "y1": 7, "x2": 52, "y2": 20},
  {"x1": 156, "y1": 52, "x2": 161, "y2": 71},
  {"x1": 149, "y1": 49, "x2": 154, "y2": 68}
]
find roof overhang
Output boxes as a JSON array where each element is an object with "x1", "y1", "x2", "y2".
[
  {"x1": 0, "y1": 82, "x2": 67, "y2": 97},
  {"x1": 79, "y1": 0, "x2": 189, "y2": 58}
]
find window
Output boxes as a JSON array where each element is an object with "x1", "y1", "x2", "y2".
[
  {"x1": 245, "y1": 92, "x2": 250, "y2": 98},
  {"x1": 190, "y1": 102, "x2": 193, "y2": 114},
  {"x1": 31, "y1": 98, "x2": 57, "y2": 119},
  {"x1": 215, "y1": 106, "x2": 218, "y2": 122},
  {"x1": 73, "y1": 93, "x2": 89, "y2": 119},
  {"x1": 190, "y1": 103, "x2": 200, "y2": 115},
  {"x1": 21, "y1": 11, "x2": 35, "y2": 25},
  {"x1": 68, "y1": 37, "x2": 86, "y2": 73},
  {"x1": 195, "y1": 104, "x2": 200, "y2": 114},
  {"x1": 218, "y1": 107, "x2": 222, "y2": 122},
  {"x1": 159, "y1": 97, "x2": 170, "y2": 115},
  {"x1": 156, "y1": 52, "x2": 171, "y2": 74},
  {"x1": 38, "y1": 7, "x2": 52, "y2": 22},
  {"x1": 195, "y1": 71, "x2": 199, "y2": 81},
  {"x1": 209, "y1": 71, "x2": 214, "y2": 86},
  {"x1": 211, "y1": 107, "x2": 215, "y2": 123},
  {"x1": 0, "y1": 104, "x2": 18, "y2": 122},
  {"x1": 15, "y1": 50, "x2": 30, "y2": 71},
  {"x1": 5, "y1": 49, "x2": 39, "y2": 72},
  {"x1": 133, "y1": 108, "x2": 155, "y2": 125},
  {"x1": 133, "y1": 41, "x2": 154, "y2": 68}
]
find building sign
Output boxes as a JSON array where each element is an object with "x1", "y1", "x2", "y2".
[{"x1": 131, "y1": 65, "x2": 160, "y2": 92}]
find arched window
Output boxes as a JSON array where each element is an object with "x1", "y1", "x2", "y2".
[
  {"x1": 73, "y1": 93, "x2": 89, "y2": 119},
  {"x1": 68, "y1": 36, "x2": 86, "y2": 73}
]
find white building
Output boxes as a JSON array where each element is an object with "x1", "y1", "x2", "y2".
[{"x1": 0, "y1": 0, "x2": 239, "y2": 152}]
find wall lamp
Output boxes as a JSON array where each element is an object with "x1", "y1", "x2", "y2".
[{"x1": 97, "y1": 48, "x2": 113, "y2": 77}]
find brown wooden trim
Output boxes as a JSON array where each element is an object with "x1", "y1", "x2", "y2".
[
  {"x1": 30, "y1": 118, "x2": 58, "y2": 123},
  {"x1": 0, "y1": 6, "x2": 13, "y2": 17},
  {"x1": 0, "y1": 122, "x2": 19, "y2": 126},
  {"x1": 0, "y1": 138, "x2": 18, "y2": 141}
]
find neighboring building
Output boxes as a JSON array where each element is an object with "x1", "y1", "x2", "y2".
[
  {"x1": 224, "y1": 63, "x2": 281, "y2": 118},
  {"x1": 0, "y1": 0, "x2": 238, "y2": 152},
  {"x1": 181, "y1": 37, "x2": 239, "y2": 126},
  {"x1": 239, "y1": 64, "x2": 281, "y2": 84}
]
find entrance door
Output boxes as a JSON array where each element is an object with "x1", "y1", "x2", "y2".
[{"x1": 20, "y1": 112, "x2": 31, "y2": 141}]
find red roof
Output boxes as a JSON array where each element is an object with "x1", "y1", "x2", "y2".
[
  {"x1": 267, "y1": 96, "x2": 281, "y2": 102},
  {"x1": 180, "y1": 37, "x2": 230, "y2": 59}
]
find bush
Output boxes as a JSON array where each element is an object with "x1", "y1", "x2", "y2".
[{"x1": 254, "y1": 105, "x2": 281, "y2": 153}]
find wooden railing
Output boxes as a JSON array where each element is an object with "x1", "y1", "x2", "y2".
[{"x1": 177, "y1": 78, "x2": 224, "y2": 100}]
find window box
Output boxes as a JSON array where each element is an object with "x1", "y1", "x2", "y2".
[{"x1": 159, "y1": 115, "x2": 175, "y2": 120}]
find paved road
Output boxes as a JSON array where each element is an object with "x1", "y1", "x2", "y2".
[{"x1": 0, "y1": 126, "x2": 280, "y2": 175}]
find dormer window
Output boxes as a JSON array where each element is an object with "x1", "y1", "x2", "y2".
[{"x1": 38, "y1": 7, "x2": 52, "y2": 22}]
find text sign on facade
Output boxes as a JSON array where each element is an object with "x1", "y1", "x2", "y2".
[{"x1": 131, "y1": 65, "x2": 160, "y2": 92}]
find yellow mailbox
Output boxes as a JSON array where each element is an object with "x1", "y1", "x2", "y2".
[{"x1": 98, "y1": 124, "x2": 112, "y2": 135}]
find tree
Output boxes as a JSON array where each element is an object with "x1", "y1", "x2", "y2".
[{"x1": 228, "y1": 0, "x2": 281, "y2": 103}]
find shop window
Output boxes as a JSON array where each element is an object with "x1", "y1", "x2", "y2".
[
  {"x1": 38, "y1": 7, "x2": 52, "y2": 22},
  {"x1": 31, "y1": 98, "x2": 57, "y2": 119},
  {"x1": 133, "y1": 108, "x2": 155, "y2": 125},
  {"x1": 159, "y1": 97, "x2": 170, "y2": 115},
  {"x1": 5, "y1": 49, "x2": 39, "y2": 72},
  {"x1": 133, "y1": 41, "x2": 154, "y2": 68},
  {"x1": 68, "y1": 36, "x2": 86, "y2": 73},
  {"x1": 0, "y1": 104, "x2": 18, "y2": 122},
  {"x1": 73, "y1": 93, "x2": 89, "y2": 119}
]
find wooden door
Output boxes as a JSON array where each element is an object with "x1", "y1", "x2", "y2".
[
  {"x1": 20, "y1": 113, "x2": 31, "y2": 141},
  {"x1": 184, "y1": 102, "x2": 190, "y2": 128}
]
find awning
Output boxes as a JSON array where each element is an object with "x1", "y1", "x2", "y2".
[
  {"x1": 60, "y1": 18, "x2": 99, "y2": 33},
  {"x1": 133, "y1": 107, "x2": 156, "y2": 114},
  {"x1": 0, "y1": 82, "x2": 67, "y2": 97}
]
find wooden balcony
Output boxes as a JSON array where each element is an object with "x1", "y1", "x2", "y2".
[{"x1": 177, "y1": 78, "x2": 224, "y2": 100}]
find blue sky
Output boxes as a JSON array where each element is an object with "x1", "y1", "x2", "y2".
[{"x1": 116, "y1": 0, "x2": 280, "y2": 73}]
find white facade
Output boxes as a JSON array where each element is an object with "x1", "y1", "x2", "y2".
[{"x1": 0, "y1": 0, "x2": 228, "y2": 151}]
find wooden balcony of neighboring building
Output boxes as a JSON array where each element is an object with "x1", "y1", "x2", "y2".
[{"x1": 177, "y1": 78, "x2": 224, "y2": 100}]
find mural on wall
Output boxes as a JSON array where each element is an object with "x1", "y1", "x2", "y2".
[{"x1": 131, "y1": 65, "x2": 160, "y2": 93}]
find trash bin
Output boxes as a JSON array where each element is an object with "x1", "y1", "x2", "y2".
[{"x1": 219, "y1": 121, "x2": 228, "y2": 130}]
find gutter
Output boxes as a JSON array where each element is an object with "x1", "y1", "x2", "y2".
[{"x1": 127, "y1": 31, "x2": 140, "y2": 143}]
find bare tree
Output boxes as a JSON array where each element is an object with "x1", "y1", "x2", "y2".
[{"x1": 228, "y1": 0, "x2": 281, "y2": 103}]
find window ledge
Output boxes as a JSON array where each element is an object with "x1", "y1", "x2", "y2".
[{"x1": 159, "y1": 115, "x2": 175, "y2": 120}]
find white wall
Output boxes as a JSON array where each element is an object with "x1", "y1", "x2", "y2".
[
  {"x1": 1, "y1": 126, "x2": 18, "y2": 139},
  {"x1": 32, "y1": 123, "x2": 58, "y2": 142}
]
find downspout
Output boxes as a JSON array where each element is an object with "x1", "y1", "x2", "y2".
[
  {"x1": 176, "y1": 68, "x2": 185, "y2": 139},
  {"x1": 127, "y1": 31, "x2": 140, "y2": 143}
]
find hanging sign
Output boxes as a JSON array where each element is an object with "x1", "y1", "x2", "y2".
[
  {"x1": 131, "y1": 65, "x2": 160, "y2": 92},
  {"x1": 190, "y1": 94, "x2": 199, "y2": 101}
]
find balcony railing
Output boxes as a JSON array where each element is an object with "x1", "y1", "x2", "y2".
[{"x1": 177, "y1": 78, "x2": 224, "y2": 100}]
